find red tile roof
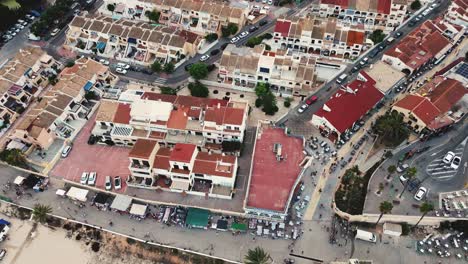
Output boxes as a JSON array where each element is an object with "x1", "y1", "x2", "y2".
[
  {"x1": 346, "y1": 30, "x2": 365, "y2": 46},
  {"x1": 113, "y1": 103, "x2": 131, "y2": 124},
  {"x1": 205, "y1": 106, "x2": 245, "y2": 126},
  {"x1": 314, "y1": 77, "x2": 384, "y2": 133},
  {"x1": 377, "y1": 0, "x2": 392, "y2": 15},
  {"x1": 422, "y1": 31, "x2": 451, "y2": 56},
  {"x1": 169, "y1": 143, "x2": 196, "y2": 163},
  {"x1": 274, "y1": 20, "x2": 291, "y2": 37},
  {"x1": 129, "y1": 139, "x2": 157, "y2": 159},
  {"x1": 193, "y1": 152, "x2": 236, "y2": 178},
  {"x1": 429, "y1": 78, "x2": 467, "y2": 113},
  {"x1": 167, "y1": 107, "x2": 188, "y2": 130},
  {"x1": 394, "y1": 94, "x2": 425, "y2": 110},
  {"x1": 320, "y1": 0, "x2": 349, "y2": 7},
  {"x1": 394, "y1": 95, "x2": 441, "y2": 125},
  {"x1": 153, "y1": 147, "x2": 171, "y2": 170}
]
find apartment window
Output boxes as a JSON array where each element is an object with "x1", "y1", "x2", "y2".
[
  {"x1": 100, "y1": 122, "x2": 106, "y2": 126},
  {"x1": 194, "y1": 173, "x2": 204, "y2": 177},
  {"x1": 233, "y1": 136, "x2": 238, "y2": 140},
  {"x1": 226, "y1": 126, "x2": 231, "y2": 130},
  {"x1": 173, "y1": 164, "x2": 180, "y2": 170},
  {"x1": 259, "y1": 67, "x2": 270, "y2": 73},
  {"x1": 132, "y1": 159, "x2": 140, "y2": 165},
  {"x1": 142, "y1": 160, "x2": 150, "y2": 167},
  {"x1": 265, "y1": 78, "x2": 269, "y2": 81},
  {"x1": 296, "y1": 82, "x2": 300, "y2": 85},
  {"x1": 207, "y1": 132, "x2": 211, "y2": 136},
  {"x1": 183, "y1": 165, "x2": 189, "y2": 171},
  {"x1": 234, "y1": 127, "x2": 240, "y2": 130}
]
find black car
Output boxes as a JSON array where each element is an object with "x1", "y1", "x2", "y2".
[
  {"x1": 184, "y1": 63, "x2": 193, "y2": 71},
  {"x1": 249, "y1": 25, "x2": 259, "y2": 32},
  {"x1": 259, "y1": 20, "x2": 268, "y2": 26},
  {"x1": 408, "y1": 20, "x2": 416, "y2": 27},
  {"x1": 351, "y1": 66, "x2": 360, "y2": 73},
  {"x1": 210, "y1": 49, "x2": 220, "y2": 56},
  {"x1": 369, "y1": 50, "x2": 379, "y2": 59},
  {"x1": 221, "y1": 43, "x2": 228, "y2": 50},
  {"x1": 395, "y1": 32, "x2": 402, "y2": 38}
]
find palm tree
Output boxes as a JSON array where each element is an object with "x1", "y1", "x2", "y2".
[
  {"x1": 414, "y1": 202, "x2": 434, "y2": 228},
  {"x1": 1, "y1": 0, "x2": 21, "y2": 10},
  {"x1": 244, "y1": 247, "x2": 271, "y2": 264},
  {"x1": 399, "y1": 167, "x2": 417, "y2": 198},
  {"x1": 376, "y1": 201, "x2": 393, "y2": 225},
  {"x1": 387, "y1": 165, "x2": 396, "y2": 175},
  {"x1": 32, "y1": 204, "x2": 52, "y2": 223},
  {"x1": 374, "y1": 110, "x2": 410, "y2": 147}
]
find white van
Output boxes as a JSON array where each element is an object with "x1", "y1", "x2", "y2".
[
  {"x1": 336, "y1": 74, "x2": 348, "y2": 84},
  {"x1": 355, "y1": 229, "x2": 377, "y2": 243}
]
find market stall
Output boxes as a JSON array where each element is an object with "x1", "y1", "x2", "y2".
[
  {"x1": 110, "y1": 194, "x2": 132, "y2": 212},
  {"x1": 129, "y1": 203, "x2": 148, "y2": 218},
  {"x1": 92, "y1": 193, "x2": 113, "y2": 210},
  {"x1": 13, "y1": 176, "x2": 25, "y2": 186},
  {"x1": 66, "y1": 187, "x2": 89, "y2": 202}
]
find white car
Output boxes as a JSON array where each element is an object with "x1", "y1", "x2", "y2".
[
  {"x1": 99, "y1": 59, "x2": 110, "y2": 65},
  {"x1": 414, "y1": 186, "x2": 427, "y2": 201},
  {"x1": 114, "y1": 176, "x2": 122, "y2": 190},
  {"x1": 25, "y1": 14, "x2": 35, "y2": 20},
  {"x1": 239, "y1": 31, "x2": 249, "y2": 38},
  {"x1": 230, "y1": 37, "x2": 239, "y2": 43},
  {"x1": 443, "y1": 151, "x2": 455, "y2": 164},
  {"x1": 0, "y1": 249, "x2": 6, "y2": 260},
  {"x1": 396, "y1": 163, "x2": 409, "y2": 173},
  {"x1": 116, "y1": 67, "x2": 127, "y2": 74},
  {"x1": 268, "y1": 0, "x2": 273, "y2": 4},
  {"x1": 80, "y1": 172, "x2": 89, "y2": 185},
  {"x1": 61, "y1": 146, "x2": 72, "y2": 158},
  {"x1": 399, "y1": 175, "x2": 408, "y2": 183},
  {"x1": 297, "y1": 104, "x2": 308, "y2": 113},
  {"x1": 451, "y1": 156, "x2": 461, "y2": 170},
  {"x1": 50, "y1": 28, "x2": 60, "y2": 36},
  {"x1": 14, "y1": 24, "x2": 25, "y2": 30},
  {"x1": 199, "y1": 55, "x2": 210, "y2": 62},
  {"x1": 105, "y1": 176, "x2": 112, "y2": 190},
  {"x1": 87, "y1": 172, "x2": 97, "y2": 185},
  {"x1": 116, "y1": 62, "x2": 130, "y2": 69}
]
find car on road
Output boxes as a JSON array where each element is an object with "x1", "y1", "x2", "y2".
[
  {"x1": 451, "y1": 156, "x2": 461, "y2": 170},
  {"x1": 50, "y1": 28, "x2": 60, "y2": 36},
  {"x1": 25, "y1": 14, "x2": 35, "y2": 20},
  {"x1": 14, "y1": 24, "x2": 25, "y2": 30},
  {"x1": 395, "y1": 32, "x2": 402, "y2": 38},
  {"x1": 61, "y1": 146, "x2": 72, "y2": 158},
  {"x1": 259, "y1": 20, "x2": 268, "y2": 26},
  {"x1": 87, "y1": 172, "x2": 97, "y2": 185},
  {"x1": 116, "y1": 62, "x2": 130, "y2": 69},
  {"x1": 306, "y1": 95, "x2": 318, "y2": 105},
  {"x1": 249, "y1": 25, "x2": 259, "y2": 32},
  {"x1": 443, "y1": 151, "x2": 455, "y2": 164},
  {"x1": 221, "y1": 43, "x2": 228, "y2": 50},
  {"x1": 297, "y1": 104, "x2": 308, "y2": 113},
  {"x1": 80, "y1": 172, "x2": 89, "y2": 185},
  {"x1": 210, "y1": 49, "x2": 220, "y2": 56},
  {"x1": 200, "y1": 55, "x2": 210, "y2": 62},
  {"x1": 99, "y1": 59, "x2": 109, "y2": 65},
  {"x1": 239, "y1": 31, "x2": 249, "y2": 38},
  {"x1": 115, "y1": 68, "x2": 127, "y2": 74},
  {"x1": 414, "y1": 186, "x2": 427, "y2": 201},
  {"x1": 184, "y1": 63, "x2": 193, "y2": 71},
  {"x1": 0, "y1": 249, "x2": 6, "y2": 260},
  {"x1": 408, "y1": 20, "x2": 416, "y2": 27},
  {"x1": 359, "y1": 57, "x2": 369, "y2": 67},
  {"x1": 105, "y1": 176, "x2": 112, "y2": 190},
  {"x1": 399, "y1": 174, "x2": 408, "y2": 183},
  {"x1": 351, "y1": 66, "x2": 360, "y2": 73},
  {"x1": 396, "y1": 163, "x2": 409, "y2": 173},
  {"x1": 114, "y1": 176, "x2": 122, "y2": 190},
  {"x1": 230, "y1": 37, "x2": 240, "y2": 43}
]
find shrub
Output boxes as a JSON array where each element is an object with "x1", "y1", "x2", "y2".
[
  {"x1": 205, "y1": 33, "x2": 218, "y2": 42},
  {"x1": 188, "y1": 81, "x2": 209, "y2": 98},
  {"x1": 255, "y1": 98, "x2": 263, "y2": 107}
]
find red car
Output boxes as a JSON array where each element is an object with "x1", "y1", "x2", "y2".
[{"x1": 306, "y1": 96, "x2": 318, "y2": 105}]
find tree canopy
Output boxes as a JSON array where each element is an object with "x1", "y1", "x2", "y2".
[
  {"x1": 145, "y1": 10, "x2": 160, "y2": 22},
  {"x1": 374, "y1": 110, "x2": 410, "y2": 147},
  {"x1": 188, "y1": 81, "x2": 209, "y2": 98},
  {"x1": 369, "y1": 29, "x2": 386, "y2": 44},
  {"x1": 410, "y1": 0, "x2": 421, "y2": 10},
  {"x1": 244, "y1": 247, "x2": 270, "y2": 264},
  {"x1": 151, "y1": 61, "x2": 162, "y2": 72},
  {"x1": 188, "y1": 63, "x2": 209, "y2": 80}
]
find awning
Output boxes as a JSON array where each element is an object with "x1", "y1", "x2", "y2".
[
  {"x1": 93, "y1": 193, "x2": 111, "y2": 205},
  {"x1": 0, "y1": 219, "x2": 10, "y2": 226},
  {"x1": 216, "y1": 219, "x2": 228, "y2": 230},
  {"x1": 56, "y1": 189, "x2": 66, "y2": 196},
  {"x1": 14, "y1": 176, "x2": 25, "y2": 185},
  {"x1": 186, "y1": 208, "x2": 210, "y2": 229},
  {"x1": 110, "y1": 194, "x2": 132, "y2": 212},
  {"x1": 231, "y1": 222, "x2": 247, "y2": 232},
  {"x1": 96, "y1": 42, "x2": 106, "y2": 50},
  {"x1": 171, "y1": 180, "x2": 190, "y2": 191},
  {"x1": 6, "y1": 140, "x2": 26, "y2": 151},
  {"x1": 128, "y1": 38, "x2": 137, "y2": 44},
  {"x1": 83, "y1": 81, "x2": 93, "y2": 91},
  {"x1": 129, "y1": 204, "x2": 147, "y2": 217},
  {"x1": 66, "y1": 187, "x2": 89, "y2": 202}
]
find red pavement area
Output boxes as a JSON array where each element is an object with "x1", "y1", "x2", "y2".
[
  {"x1": 50, "y1": 116, "x2": 130, "y2": 192},
  {"x1": 246, "y1": 127, "x2": 305, "y2": 213}
]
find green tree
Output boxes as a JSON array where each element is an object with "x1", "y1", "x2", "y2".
[
  {"x1": 188, "y1": 63, "x2": 209, "y2": 80},
  {"x1": 387, "y1": 165, "x2": 396, "y2": 175},
  {"x1": 227, "y1": 23, "x2": 238, "y2": 35},
  {"x1": 145, "y1": 10, "x2": 160, "y2": 22},
  {"x1": 260, "y1": 33, "x2": 273, "y2": 40},
  {"x1": 163, "y1": 63, "x2": 175, "y2": 73},
  {"x1": 85, "y1": 91, "x2": 97, "y2": 101},
  {"x1": 151, "y1": 61, "x2": 162, "y2": 73},
  {"x1": 369, "y1": 29, "x2": 386, "y2": 44},
  {"x1": 255, "y1": 82, "x2": 270, "y2": 97},
  {"x1": 410, "y1": 0, "x2": 421, "y2": 10},
  {"x1": 244, "y1": 247, "x2": 271, "y2": 264},
  {"x1": 376, "y1": 201, "x2": 393, "y2": 225},
  {"x1": 160, "y1": 87, "x2": 177, "y2": 95},
  {"x1": 284, "y1": 97, "x2": 292, "y2": 108},
  {"x1": 1, "y1": 0, "x2": 21, "y2": 10},
  {"x1": 262, "y1": 92, "x2": 278, "y2": 116},
  {"x1": 374, "y1": 110, "x2": 410, "y2": 147},
  {"x1": 32, "y1": 204, "x2": 52, "y2": 223},
  {"x1": 188, "y1": 81, "x2": 209, "y2": 98},
  {"x1": 0, "y1": 149, "x2": 27, "y2": 167},
  {"x1": 399, "y1": 167, "x2": 417, "y2": 198},
  {"x1": 414, "y1": 202, "x2": 434, "y2": 228},
  {"x1": 107, "y1": 3, "x2": 115, "y2": 12},
  {"x1": 246, "y1": 37, "x2": 263, "y2": 48},
  {"x1": 205, "y1": 33, "x2": 218, "y2": 42}
]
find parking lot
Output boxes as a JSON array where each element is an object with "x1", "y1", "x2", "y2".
[
  {"x1": 426, "y1": 144, "x2": 465, "y2": 181},
  {"x1": 50, "y1": 115, "x2": 131, "y2": 192}
]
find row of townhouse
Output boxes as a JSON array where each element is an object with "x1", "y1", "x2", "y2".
[
  {"x1": 218, "y1": 44, "x2": 317, "y2": 97},
  {"x1": 10, "y1": 57, "x2": 118, "y2": 150},
  {"x1": 272, "y1": 15, "x2": 366, "y2": 61},
  {"x1": 382, "y1": 19, "x2": 465, "y2": 74},
  {"x1": 445, "y1": 0, "x2": 468, "y2": 27},
  {"x1": 66, "y1": 14, "x2": 204, "y2": 66},
  {"x1": 0, "y1": 47, "x2": 61, "y2": 127},
  {"x1": 99, "y1": 0, "x2": 248, "y2": 36},
  {"x1": 92, "y1": 91, "x2": 249, "y2": 149},
  {"x1": 310, "y1": 0, "x2": 408, "y2": 33},
  {"x1": 127, "y1": 139, "x2": 238, "y2": 199}
]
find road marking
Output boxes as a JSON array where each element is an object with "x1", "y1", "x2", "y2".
[
  {"x1": 427, "y1": 167, "x2": 449, "y2": 172},
  {"x1": 430, "y1": 153, "x2": 438, "y2": 156},
  {"x1": 427, "y1": 163, "x2": 443, "y2": 167},
  {"x1": 430, "y1": 170, "x2": 456, "y2": 176},
  {"x1": 435, "y1": 175, "x2": 455, "y2": 179}
]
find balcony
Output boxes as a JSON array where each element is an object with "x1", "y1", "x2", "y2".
[{"x1": 130, "y1": 162, "x2": 150, "y2": 170}]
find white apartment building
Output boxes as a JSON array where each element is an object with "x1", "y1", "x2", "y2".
[
  {"x1": 218, "y1": 44, "x2": 317, "y2": 97},
  {"x1": 127, "y1": 139, "x2": 238, "y2": 199},
  {"x1": 99, "y1": 0, "x2": 249, "y2": 36},
  {"x1": 272, "y1": 16, "x2": 366, "y2": 61},
  {"x1": 310, "y1": 0, "x2": 408, "y2": 33},
  {"x1": 92, "y1": 92, "x2": 249, "y2": 149},
  {"x1": 66, "y1": 14, "x2": 203, "y2": 66}
]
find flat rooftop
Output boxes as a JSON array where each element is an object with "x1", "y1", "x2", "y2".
[
  {"x1": 365, "y1": 61, "x2": 405, "y2": 93},
  {"x1": 246, "y1": 126, "x2": 305, "y2": 213}
]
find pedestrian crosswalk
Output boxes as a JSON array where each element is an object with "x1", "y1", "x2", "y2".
[{"x1": 426, "y1": 146, "x2": 465, "y2": 180}]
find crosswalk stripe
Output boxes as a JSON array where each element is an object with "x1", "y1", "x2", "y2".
[
  {"x1": 430, "y1": 170, "x2": 457, "y2": 176},
  {"x1": 427, "y1": 167, "x2": 449, "y2": 172},
  {"x1": 435, "y1": 175, "x2": 455, "y2": 179}
]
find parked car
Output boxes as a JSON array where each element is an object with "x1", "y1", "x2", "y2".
[
  {"x1": 443, "y1": 151, "x2": 455, "y2": 164},
  {"x1": 239, "y1": 31, "x2": 249, "y2": 38},
  {"x1": 115, "y1": 68, "x2": 127, "y2": 74},
  {"x1": 451, "y1": 156, "x2": 461, "y2": 170},
  {"x1": 396, "y1": 163, "x2": 409, "y2": 173},
  {"x1": 0, "y1": 249, "x2": 6, "y2": 260},
  {"x1": 199, "y1": 55, "x2": 210, "y2": 62},
  {"x1": 80, "y1": 172, "x2": 89, "y2": 185},
  {"x1": 87, "y1": 172, "x2": 97, "y2": 185},
  {"x1": 184, "y1": 63, "x2": 193, "y2": 71},
  {"x1": 116, "y1": 62, "x2": 130, "y2": 69},
  {"x1": 99, "y1": 59, "x2": 109, "y2": 65},
  {"x1": 306, "y1": 95, "x2": 318, "y2": 105},
  {"x1": 61, "y1": 146, "x2": 72, "y2": 158},
  {"x1": 249, "y1": 25, "x2": 259, "y2": 32},
  {"x1": 14, "y1": 24, "x2": 25, "y2": 30},
  {"x1": 414, "y1": 186, "x2": 427, "y2": 201},
  {"x1": 210, "y1": 49, "x2": 220, "y2": 56},
  {"x1": 105, "y1": 176, "x2": 112, "y2": 190},
  {"x1": 359, "y1": 57, "x2": 369, "y2": 66},
  {"x1": 297, "y1": 104, "x2": 308, "y2": 113},
  {"x1": 25, "y1": 14, "x2": 35, "y2": 20},
  {"x1": 395, "y1": 32, "x2": 402, "y2": 38},
  {"x1": 114, "y1": 176, "x2": 122, "y2": 190},
  {"x1": 50, "y1": 28, "x2": 60, "y2": 36},
  {"x1": 259, "y1": 20, "x2": 268, "y2": 26},
  {"x1": 230, "y1": 37, "x2": 239, "y2": 43},
  {"x1": 399, "y1": 174, "x2": 408, "y2": 183}
]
